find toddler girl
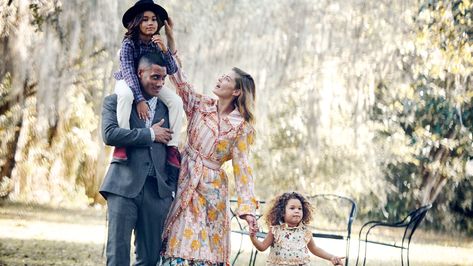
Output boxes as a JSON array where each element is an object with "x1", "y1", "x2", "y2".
[{"x1": 250, "y1": 192, "x2": 345, "y2": 265}]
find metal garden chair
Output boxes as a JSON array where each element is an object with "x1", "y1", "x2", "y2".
[
  {"x1": 307, "y1": 194, "x2": 357, "y2": 266},
  {"x1": 355, "y1": 204, "x2": 432, "y2": 266}
]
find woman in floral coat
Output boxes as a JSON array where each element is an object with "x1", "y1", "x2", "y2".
[{"x1": 161, "y1": 18, "x2": 259, "y2": 266}]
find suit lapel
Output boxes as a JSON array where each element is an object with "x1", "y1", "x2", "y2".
[
  {"x1": 151, "y1": 101, "x2": 161, "y2": 125},
  {"x1": 130, "y1": 99, "x2": 167, "y2": 128},
  {"x1": 151, "y1": 100, "x2": 168, "y2": 128}
]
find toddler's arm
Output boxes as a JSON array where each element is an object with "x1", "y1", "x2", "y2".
[
  {"x1": 307, "y1": 238, "x2": 345, "y2": 265},
  {"x1": 250, "y1": 229, "x2": 273, "y2": 252}
]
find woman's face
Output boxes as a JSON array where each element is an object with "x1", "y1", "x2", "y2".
[
  {"x1": 213, "y1": 71, "x2": 239, "y2": 100},
  {"x1": 139, "y1": 11, "x2": 158, "y2": 37}
]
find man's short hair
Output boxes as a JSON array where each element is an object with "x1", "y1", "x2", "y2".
[{"x1": 138, "y1": 52, "x2": 166, "y2": 69}]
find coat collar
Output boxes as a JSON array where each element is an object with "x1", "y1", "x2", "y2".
[{"x1": 201, "y1": 98, "x2": 245, "y2": 131}]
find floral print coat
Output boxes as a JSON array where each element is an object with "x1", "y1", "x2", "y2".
[{"x1": 162, "y1": 56, "x2": 258, "y2": 265}]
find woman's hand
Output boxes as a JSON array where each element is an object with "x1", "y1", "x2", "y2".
[
  {"x1": 136, "y1": 101, "x2": 149, "y2": 120},
  {"x1": 164, "y1": 17, "x2": 176, "y2": 54},
  {"x1": 242, "y1": 214, "x2": 259, "y2": 236},
  {"x1": 151, "y1": 35, "x2": 167, "y2": 53}
]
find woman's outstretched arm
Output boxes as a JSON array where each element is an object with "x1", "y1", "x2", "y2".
[{"x1": 163, "y1": 17, "x2": 203, "y2": 119}]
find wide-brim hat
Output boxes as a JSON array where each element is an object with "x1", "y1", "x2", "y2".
[{"x1": 122, "y1": 0, "x2": 168, "y2": 28}]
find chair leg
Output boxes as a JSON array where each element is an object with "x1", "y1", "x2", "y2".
[
  {"x1": 363, "y1": 224, "x2": 379, "y2": 266},
  {"x1": 249, "y1": 248, "x2": 254, "y2": 265},
  {"x1": 401, "y1": 247, "x2": 404, "y2": 266},
  {"x1": 345, "y1": 238, "x2": 350, "y2": 266},
  {"x1": 407, "y1": 242, "x2": 411, "y2": 266},
  {"x1": 231, "y1": 233, "x2": 244, "y2": 266},
  {"x1": 356, "y1": 223, "x2": 371, "y2": 266},
  {"x1": 252, "y1": 250, "x2": 259, "y2": 266},
  {"x1": 355, "y1": 237, "x2": 362, "y2": 266},
  {"x1": 363, "y1": 235, "x2": 368, "y2": 266}
]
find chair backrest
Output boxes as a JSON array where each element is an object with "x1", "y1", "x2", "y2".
[
  {"x1": 402, "y1": 204, "x2": 432, "y2": 245},
  {"x1": 307, "y1": 194, "x2": 357, "y2": 239}
]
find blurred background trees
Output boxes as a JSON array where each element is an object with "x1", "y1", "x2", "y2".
[{"x1": 0, "y1": 0, "x2": 471, "y2": 234}]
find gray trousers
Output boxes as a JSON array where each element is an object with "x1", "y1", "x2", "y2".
[{"x1": 105, "y1": 177, "x2": 172, "y2": 266}]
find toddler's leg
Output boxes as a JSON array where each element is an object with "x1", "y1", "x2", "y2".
[
  {"x1": 112, "y1": 80, "x2": 134, "y2": 161},
  {"x1": 114, "y1": 79, "x2": 134, "y2": 130},
  {"x1": 158, "y1": 86, "x2": 183, "y2": 147}
]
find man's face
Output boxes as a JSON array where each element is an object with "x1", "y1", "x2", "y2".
[{"x1": 138, "y1": 64, "x2": 167, "y2": 98}]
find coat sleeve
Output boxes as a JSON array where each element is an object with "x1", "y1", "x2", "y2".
[
  {"x1": 168, "y1": 53, "x2": 204, "y2": 120},
  {"x1": 231, "y1": 124, "x2": 258, "y2": 218},
  {"x1": 101, "y1": 95, "x2": 153, "y2": 147}
]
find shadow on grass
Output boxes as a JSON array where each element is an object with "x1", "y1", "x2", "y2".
[{"x1": 0, "y1": 237, "x2": 104, "y2": 266}]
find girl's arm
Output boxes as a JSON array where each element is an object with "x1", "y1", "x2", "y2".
[
  {"x1": 307, "y1": 238, "x2": 345, "y2": 265},
  {"x1": 119, "y1": 40, "x2": 149, "y2": 120},
  {"x1": 151, "y1": 34, "x2": 177, "y2": 75},
  {"x1": 119, "y1": 39, "x2": 145, "y2": 104},
  {"x1": 250, "y1": 229, "x2": 274, "y2": 252}
]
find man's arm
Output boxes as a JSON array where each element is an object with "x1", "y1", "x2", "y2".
[{"x1": 101, "y1": 95, "x2": 153, "y2": 147}]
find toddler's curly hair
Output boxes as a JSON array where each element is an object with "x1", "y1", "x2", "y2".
[{"x1": 265, "y1": 192, "x2": 313, "y2": 226}]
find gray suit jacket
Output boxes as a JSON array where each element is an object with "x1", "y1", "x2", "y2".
[{"x1": 100, "y1": 94, "x2": 177, "y2": 199}]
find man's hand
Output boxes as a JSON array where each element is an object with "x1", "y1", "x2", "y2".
[
  {"x1": 137, "y1": 101, "x2": 149, "y2": 120},
  {"x1": 151, "y1": 35, "x2": 167, "y2": 53},
  {"x1": 151, "y1": 119, "x2": 173, "y2": 143}
]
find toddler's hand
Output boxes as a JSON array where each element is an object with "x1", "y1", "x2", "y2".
[
  {"x1": 137, "y1": 101, "x2": 149, "y2": 120},
  {"x1": 330, "y1": 256, "x2": 345, "y2": 265}
]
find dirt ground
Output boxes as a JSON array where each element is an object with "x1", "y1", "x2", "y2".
[{"x1": 1, "y1": 201, "x2": 472, "y2": 266}]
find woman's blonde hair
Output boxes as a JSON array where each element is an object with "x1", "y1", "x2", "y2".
[{"x1": 232, "y1": 67, "x2": 256, "y2": 125}]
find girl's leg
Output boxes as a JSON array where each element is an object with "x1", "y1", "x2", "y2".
[
  {"x1": 157, "y1": 86, "x2": 183, "y2": 147},
  {"x1": 114, "y1": 79, "x2": 134, "y2": 130},
  {"x1": 158, "y1": 86, "x2": 183, "y2": 170},
  {"x1": 112, "y1": 80, "x2": 134, "y2": 161}
]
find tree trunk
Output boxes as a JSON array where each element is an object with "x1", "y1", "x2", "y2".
[{"x1": 0, "y1": 116, "x2": 22, "y2": 198}]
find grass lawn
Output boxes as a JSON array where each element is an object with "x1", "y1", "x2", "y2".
[{"x1": 1, "y1": 201, "x2": 472, "y2": 266}]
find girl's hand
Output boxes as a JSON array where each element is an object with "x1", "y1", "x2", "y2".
[
  {"x1": 136, "y1": 101, "x2": 149, "y2": 120},
  {"x1": 151, "y1": 35, "x2": 167, "y2": 53},
  {"x1": 330, "y1": 256, "x2": 345, "y2": 265}
]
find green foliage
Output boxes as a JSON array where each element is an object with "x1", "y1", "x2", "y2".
[{"x1": 373, "y1": 0, "x2": 473, "y2": 233}]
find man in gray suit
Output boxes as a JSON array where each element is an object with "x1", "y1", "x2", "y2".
[{"x1": 100, "y1": 52, "x2": 177, "y2": 266}]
